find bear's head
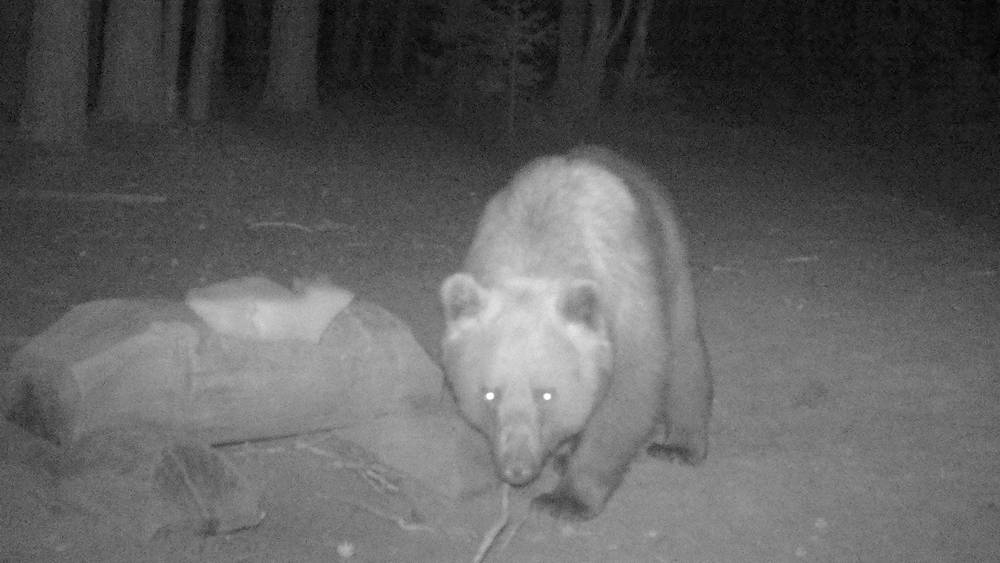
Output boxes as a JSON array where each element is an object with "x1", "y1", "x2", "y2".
[{"x1": 440, "y1": 273, "x2": 612, "y2": 485}]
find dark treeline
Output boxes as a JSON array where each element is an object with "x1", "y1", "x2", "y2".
[
  {"x1": 197, "y1": 0, "x2": 1000, "y2": 125},
  {"x1": 5, "y1": 0, "x2": 998, "y2": 144},
  {"x1": 653, "y1": 0, "x2": 997, "y2": 118}
]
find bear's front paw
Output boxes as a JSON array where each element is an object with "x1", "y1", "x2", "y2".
[
  {"x1": 531, "y1": 490, "x2": 598, "y2": 522},
  {"x1": 647, "y1": 442, "x2": 702, "y2": 465}
]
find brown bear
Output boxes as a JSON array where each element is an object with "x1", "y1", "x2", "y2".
[{"x1": 440, "y1": 146, "x2": 712, "y2": 521}]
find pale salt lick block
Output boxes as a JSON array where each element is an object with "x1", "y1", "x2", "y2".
[{"x1": 185, "y1": 275, "x2": 354, "y2": 344}]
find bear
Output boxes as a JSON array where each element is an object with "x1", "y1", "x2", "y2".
[{"x1": 439, "y1": 146, "x2": 712, "y2": 521}]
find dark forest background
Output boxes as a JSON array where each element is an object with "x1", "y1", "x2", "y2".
[
  {"x1": 1, "y1": 0, "x2": 998, "y2": 227},
  {"x1": 3, "y1": 0, "x2": 997, "y2": 131}
]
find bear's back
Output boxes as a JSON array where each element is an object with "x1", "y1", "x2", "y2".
[{"x1": 464, "y1": 154, "x2": 654, "y2": 291}]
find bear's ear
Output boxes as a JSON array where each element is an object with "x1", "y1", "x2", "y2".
[
  {"x1": 441, "y1": 273, "x2": 487, "y2": 322},
  {"x1": 559, "y1": 280, "x2": 603, "y2": 331}
]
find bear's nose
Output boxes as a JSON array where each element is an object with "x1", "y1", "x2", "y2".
[{"x1": 502, "y1": 463, "x2": 533, "y2": 485}]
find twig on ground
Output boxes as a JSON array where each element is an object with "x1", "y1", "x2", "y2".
[
  {"x1": 294, "y1": 439, "x2": 433, "y2": 533},
  {"x1": 499, "y1": 507, "x2": 530, "y2": 554},
  {"x1": 473, "y1": 483, "x2": 513, "y2": 563},
  {"x1": 294, "y1": 439, "x2": 400, "y2": 494},
  {"x1": 342, "y1": 500, "x2": 436, "y2": 534},
  {"x1": 246, "y1": 221, "x2": 315, "y2": 233}
]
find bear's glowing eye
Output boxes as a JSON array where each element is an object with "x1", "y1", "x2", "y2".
[
  {"x1": 484, "y1": 390, "x2": 497, "y2": 402},
  {"x1": 536, "y1": 389, "x2": 555, "y2": 402}
]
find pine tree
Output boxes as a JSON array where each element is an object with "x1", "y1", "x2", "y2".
[{"x1": 429, "y1": 0, "x2": 553, "y2": 137}]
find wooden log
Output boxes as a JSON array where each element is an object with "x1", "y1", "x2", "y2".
[{"x1": 4, "y1": 298, "x2": 445, "y2": 446}]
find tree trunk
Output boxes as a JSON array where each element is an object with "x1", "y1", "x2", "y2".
[
  {"x1": 556, "y1": 0, "x2": 633, "y2": 110},
  {"x1": 239, "y1": 0, "x2": 268, "y2": 93},
  {"x1": 583, "y1": 0, "x2": 629, "y2": 109},
  {"x1": 19, "y1": 0, "x2": 89, "y2": 144},
  {"x1": 162, "y1": 0, "x2": 183, "y2": 117},
  {"x1": 358, "y1": 1, "x2": 378, "y2": 79},
  {"x1": 615, "y1": 0, "x2": 653, "y2": 106},
  {"x1": 188, "y1": 0, "x2": 223, "y2": 121},
  {"x1": 262, "y1": 0, "x2": 321, "y2": 113},
  {"x1": 332, "y1": 0, "x2": 363, "y2": 78},
  {"x1": 796, "y1": 0, "x2": 815, "y2": 62},
  {"x1": 388, "y1": 0, "x2": 411, "y2": 75},
  {"x1": 86, "y1": 0, "x2": 105, "y2": 110},
  {"x1": 97, "y1": 0, "x2": 166, "y2": 123},
  {"x1": 0, "y1": 0, "x2": 32, "y2": 122},
  {"x1": 555, "y1": 0, "x2": 585, "y2": 105}
]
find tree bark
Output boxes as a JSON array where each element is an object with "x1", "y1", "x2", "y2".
[
  {"x1": 796, "y1": 0, "x2": 815, "y2": 61},
  {"x1": 358, "y1": 1, "x2": 378, "y2": 79},
  {"x1": 97, "y1": 0, "x2": 166, "y2": 123},
  {"x1": 188, "y1": 0, "x2": 223, "y2": 121},
  {"x1": 332, "y1": 0, "x2": 363, "y2": 78},
  {"x1": 615, "y1": 0, "x2": 653, "y2": 106},
  {"x1": 162, "y1": 0, "x2": 183, "y2": 118},
  {"x1": 388, "y1": 0, "x2": 411, "y2": 75},
  {"x1": 238, "y1": 0, "x2": 268, "y2": 93},
  {"x1": 19, "y1": 0, "x2": 89, "y2": 144},
  {"x1": 555, "y1": 0, "x2": 585, "y2": 105},
  {"x1": 996, "y1": 0, "x2": 1000, "y2": 114},
  {"x1": 556, "y1": 0, "x2": 633, "y2": 110},
  {"x1": 262, "y1": 0, "x2": 321, "y2": 112}
]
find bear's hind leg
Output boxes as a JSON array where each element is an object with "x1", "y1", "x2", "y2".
[
  {"x1": 645, "y1": 420, "x2": 702, "y2": 465},
  {"x1": 648, "y1": 327, "x2": 711, "y2": 465}
]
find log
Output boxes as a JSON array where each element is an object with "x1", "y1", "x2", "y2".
[
  {"x1": 1, "y1": 287, "x2": 497, "y2": 501},
  {"x1": 4, "y1": 297, "x2": 444, "y2": 446}
]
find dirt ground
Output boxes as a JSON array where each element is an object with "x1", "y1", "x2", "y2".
[{"x1": 1, "y1": 100, "x2": 998, "y2": 562}]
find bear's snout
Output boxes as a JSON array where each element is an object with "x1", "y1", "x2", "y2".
[{"x1": 497, "y1": 425, "x2": 541, "y2": 485}]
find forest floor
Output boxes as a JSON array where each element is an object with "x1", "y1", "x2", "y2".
[{"x1": 1, "y1": 97, "x2": 998, "y2": 562}]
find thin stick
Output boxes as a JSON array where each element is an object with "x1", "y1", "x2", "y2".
[
  {"x1": 499, "y1": 508, "x2": 530, "y2": 553},
  {"x1": 342, "y1": 500, "x2": 435, "y2": 534},
  {"x1": 472, "y1": 483, "x2": 511, "y2": 563},
  {"x1": 246, "y1": 221, "x2": 314, "y2": 233},
  {"x1": 295, "y1": 440, "x2": 400, "y2": 494}
]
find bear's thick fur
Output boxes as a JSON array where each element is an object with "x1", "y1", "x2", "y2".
[{"x1": 440, "y1": 146, "x2": 712, "y2": 521}]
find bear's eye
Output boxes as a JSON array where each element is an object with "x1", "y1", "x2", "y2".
[
  {"x1": 483, "y1": 389, "x2": 499, "y2": 402},
  {"x1": 535, "y1": 389, "x2": 555, "y2": 403}
]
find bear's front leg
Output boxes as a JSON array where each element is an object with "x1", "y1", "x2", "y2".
[{"x1": 531, "y1": 472, "x2": 611, "y2": 521}]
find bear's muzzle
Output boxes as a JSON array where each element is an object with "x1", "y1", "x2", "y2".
[{"x1": 497, "y1": 423, "x2": 542, "y2": 485}]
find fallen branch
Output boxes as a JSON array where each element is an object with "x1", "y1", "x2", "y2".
[
  {"x1": 295, "y1": 439, "x2": 434, "y2": 533},
  {"x1": 245, "y1": 219, "x2": 355, "y2": 234},
  {"x1": 473, "y1": 483, "x2": 512, "y2": 563},
  {"x1": 295, "y1": 439, "x2": 400, "y2": 494},
  {"x1": 342, "y1": 499, "x2": 436, "y2": 534},
  {"x1": 246, "y1": 221, "x2": 315, "y2": 233}
]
